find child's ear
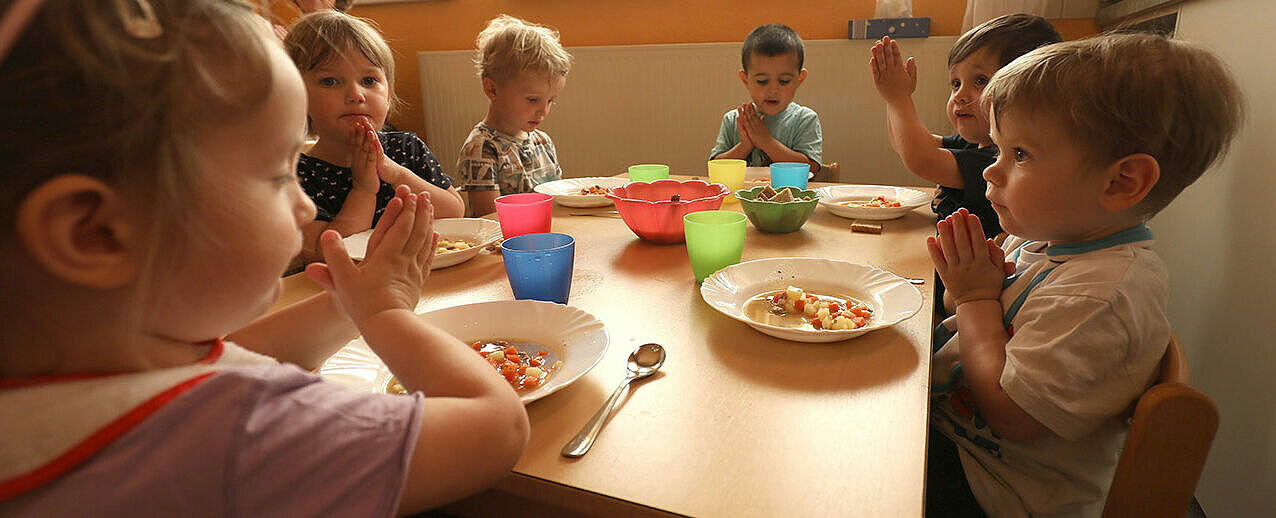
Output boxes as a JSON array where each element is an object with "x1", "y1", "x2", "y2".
[
  {"x1": 797, "y1": 68, "x2": 808, "y2": 86},
  {"x1": 16, "y1": 175, "x2": 140, "y2": 289},
  {"x1": 1100, "y1": 153, "x2": 1160, "y2": 213},
  {"x1": 738, "y1": 69, "x2": 748, "y2": 85},
  {"x1": 481, "y1": 77, "x2": 499, "y2": 100}
]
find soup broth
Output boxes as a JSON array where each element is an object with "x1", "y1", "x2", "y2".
[{"x1": 743, "y1": 286, "x2": 874, "y2": 331}]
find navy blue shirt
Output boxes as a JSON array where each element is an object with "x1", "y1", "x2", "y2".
[{"x1": 298, "y1": 131, "x2": 453, "y2": 224}]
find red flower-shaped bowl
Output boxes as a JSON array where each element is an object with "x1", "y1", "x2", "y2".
[{"x1": 605, "y1": 179, "x2": 730, "y2": 244}]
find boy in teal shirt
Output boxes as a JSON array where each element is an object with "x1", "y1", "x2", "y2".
[{"x1": 710, "y1": 24, "x2": 822, "y2": 173}]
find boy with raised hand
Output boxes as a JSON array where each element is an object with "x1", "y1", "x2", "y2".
[
  {"x1": 870, "y1": 14, "x2": 1060, "y2": 238},
  {"x1": 926, "y1": 33, "x2": 1244, "y2": 516},
  {"x1": 711, "y1": 24, "x2": 822, "y2": 173}
]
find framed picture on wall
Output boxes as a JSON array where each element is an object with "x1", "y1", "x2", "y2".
[{"x1": 1096, "y1": 0, "x2": 1188, "y2": 26}]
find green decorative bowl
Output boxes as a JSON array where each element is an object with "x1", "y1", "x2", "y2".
[{"x1": 735, "y1": 186, "x2": 820, "y2": 233}]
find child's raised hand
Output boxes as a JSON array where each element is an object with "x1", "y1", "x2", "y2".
[
  {"x1": 735, "y1": 103, "x2": 755, "y2": 150},
  {"x1": 869, "y1": 36, "x2": 918, "y2": 104},
  {"x1": 305, "y1": 186, "x2": 439, "y2": 325},
  {"x1": 738, "y1": 102, "x2": 773, "y2": 146},
  {"x1": 926, "y1": 209, "x2": 1014, "y2": 307},
  {"x1": 349, "y1": 119, "x2": 382, "y2": 194}
]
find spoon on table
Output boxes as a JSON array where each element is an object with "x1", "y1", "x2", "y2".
[
  {"x1": 561, "y1": 343, "x2": 667, "y2": 458},
  {"x1": 569, "y1": 210, "x2": 621, "y2": 217}
]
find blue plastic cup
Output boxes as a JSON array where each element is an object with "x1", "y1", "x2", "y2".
[
  {"x1": 501, "y1": 233, "x2": 575, "y2": 304},
  {"x1": 770, "y1": 162, "x2": 810, "y2": 190}
]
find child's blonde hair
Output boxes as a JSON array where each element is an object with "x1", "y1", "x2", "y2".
[
  {"x1": 292, "y1": 0, "x2": 358, "y2": 12},
  {"x1": 473, "y1": 14, "x2": 572, "y2": 83},
  {"x1": 983, "y1": 32, "x2": 1244, "y2": 217},
  {"x1": 283, "y1": 10, "x2": 402, "y2": 117},
  {"x1": 0, "y1": 0, "x2": 274, "y2": 253}
]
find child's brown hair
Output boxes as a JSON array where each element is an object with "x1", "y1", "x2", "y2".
[
  {"x1": 982, "y1": 32, "x2": 1245, "y2": 217},
  {"x1": 741, "y1": 24, "x2": 804, "y2": 71},
  {"x1": 283, "y1": 10, "x2": 402, "y2": 117},
  {"x1": 948, "y1": 13, "x2": 1061, "y2": 67}
]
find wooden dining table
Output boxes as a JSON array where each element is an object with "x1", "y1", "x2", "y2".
[{"x1": 275, "y1": 173, "x2": 939, "y2": 517}]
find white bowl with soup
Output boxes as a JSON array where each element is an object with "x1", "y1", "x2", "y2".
[
  {"x1": 342, "y1": 217, "x2": 502, "y2": 269},
  {"x1": 320, "y1": 300, "x2": 609, "y2": 404},
  {"x1": 815, "y1": 184, "x2": 930, "y2": 220},
  {"x1": 700, "y1": 257, "x2": 923, "y2": 343}
]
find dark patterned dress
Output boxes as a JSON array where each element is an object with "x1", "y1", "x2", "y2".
[{"x1": 297, "y1": 131, "x2": 453, "y2": 224}]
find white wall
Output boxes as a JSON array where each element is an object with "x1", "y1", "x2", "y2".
[
  {"x1": 418, "y1": 38, "x2": 957, "y2": 185},
  {"x1": 1150, "y1": 0, "x2": 1276, "y2": 514}
]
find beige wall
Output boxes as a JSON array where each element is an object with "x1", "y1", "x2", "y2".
[
  {"x1": 1149, "y1": 0, "x2": 1276, "y2": 514},
  {"x1": 418, "y1": 37, "x2": 958, "y2": 185},
  {"x1": 273, "y1": 0, "x2": 1096, "y2": 138}
]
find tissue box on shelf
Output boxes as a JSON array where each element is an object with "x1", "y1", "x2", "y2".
[{"x1": 848, "y1": 17, "x2": 930, "y2": 39}]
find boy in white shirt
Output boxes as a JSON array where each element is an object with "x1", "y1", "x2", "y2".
[{"x1": 926, "y1": 33, "x2": 1244, "y2": 517}]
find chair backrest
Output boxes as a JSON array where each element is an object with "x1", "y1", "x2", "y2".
[
  {"x1": 1102, "y1": 334, "x2": 1218, "y2": 517},
  {"x1": 815, "y1": 162, "x2": 840, "y2": 183}
]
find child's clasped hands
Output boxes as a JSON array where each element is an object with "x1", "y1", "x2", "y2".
[
  {"x1": 349, "y1": 118, "x2": 421, "y2": 191},
  {"x1": 926, "y1": 209, "x2": 1015, "y2": 307},
  {"x1": 735, "y1": 102, "x2": 771, "y2": 151},
  {"x1": 308, "y1": 185, "x2": 440, "y2": 325}
]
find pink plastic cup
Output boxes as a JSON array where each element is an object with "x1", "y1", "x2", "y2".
[{"x1": 494, "y1": 192, "x2": 553, "y2": 239}]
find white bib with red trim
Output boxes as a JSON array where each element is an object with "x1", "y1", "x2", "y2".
[{"x1": 0, "y1": 341, "x2": 276, "y2": 500}]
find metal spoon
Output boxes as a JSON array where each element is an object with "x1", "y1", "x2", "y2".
[
  {"x1": 561, "y1": 343, "x2": 667, "y2": 458},
  {"x1": 569, "y1": 210, "x2": 621, "y2": 217}
]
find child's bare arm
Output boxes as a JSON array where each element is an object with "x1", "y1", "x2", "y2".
[
  {"x1": 227, "y1": 293, "x2": 358, "y2": 370},
  {"x1": 364, "y1": 309, "x2": 529, "y2": 513},
  {"x1": 297, "y1": 126, "x2": 385, "y2": 262},
  {"x1": 379, "y1": 160, "x2": 465, "y2": 219},
  {"x1": 739, "y1": 103, "x2": 820, "y2": 170},
  {"x1": 466, "y1": 189, "x2": 499, "y2": 217},
  {"x1": 951, "y1": 299, "x2": 1047, "y2": 442},
  {"x1": 870, "y1": 37, "x2": 964, "y2": 188},
  {"x1": 942, "y1": 287, "x2": 956, "y2": 315},
  {"x1": 354, "y1": 121, "x2": 465, "y2": 219},
  {"x1": 928, "y1": 210, "x2": 1046, "y2": 442},
  {"x1": 308, "y1": 188, "x2": 528, "y2": 512}
]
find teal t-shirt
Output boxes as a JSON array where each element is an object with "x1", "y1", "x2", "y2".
[{"x1": 709, "y1": 101, "x2": 823, "y2": 166}]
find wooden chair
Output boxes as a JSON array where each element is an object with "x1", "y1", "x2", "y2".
[
  {"x1": 1102, "y1": 334, "x2": 1218, "y2": 517},
  {"x1": 813, "y1": 162, "x2": 839, "y2": 183}
]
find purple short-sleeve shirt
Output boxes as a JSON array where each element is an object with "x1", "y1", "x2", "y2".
[{"x1": 2, "y1": 364, "x2": 424, "y2": 517}]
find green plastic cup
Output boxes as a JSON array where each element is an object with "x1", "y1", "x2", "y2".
[
  {"x1": 683, "y1": 210, "x2": 747, "y2": 283},
  {"x1": 628, "y1": 164, "x2": 670, "y2": 182},
  {"x1": 707, "y1": 159, "x2": 746, "y2": 202}
]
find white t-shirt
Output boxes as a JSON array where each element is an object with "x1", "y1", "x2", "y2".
[{"x1": 930, "y1": 225, "x2": 1170, "y2": 517}]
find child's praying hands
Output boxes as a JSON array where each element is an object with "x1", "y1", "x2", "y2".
[
  {"x1": 351, "y1": 119, "x2": 413, "y2": 187},
  {"x1": 737, "y1": 102, "x2": 774, "y2": 148},
  {"x1": 307, "y1": 186, "x2": 439, "y2": 325},
  {"x1": 349, "y1": 119, "x2": 383, "y2": 195},
  {"x1": 734, "y1": 102, "x2": 755, "y2": 151},
  {"x1": 926, "y1": 209, "x2": 1015, "y2": 307}
]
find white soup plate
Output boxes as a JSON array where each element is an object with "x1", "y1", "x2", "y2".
[
  {"x1": 700, "y1": 257, "x2": 923, "y2": 343},
  {"x1": 320, "y1": 300, "x2": 609, "y2": 404},
  {"x1": 815, "y1": 184, "x2": 930, "y2": 220},
  {"x1": 533, "y1": 177, "x2": 629, "y2": 208},
  {"x1": 342, "y1": 217, "x2": 502, "y2": 269}
]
